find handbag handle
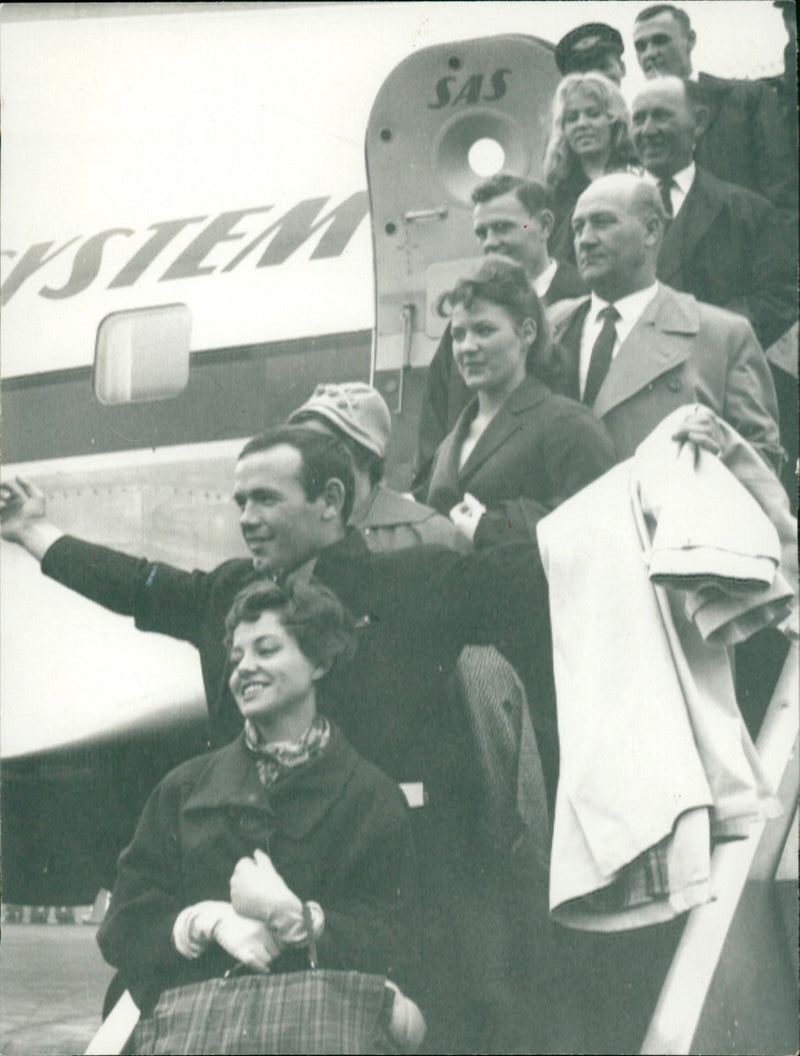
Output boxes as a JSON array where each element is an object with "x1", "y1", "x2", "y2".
[{"x1": 302, "y1": 902, "x2": 319, "y2": 970}]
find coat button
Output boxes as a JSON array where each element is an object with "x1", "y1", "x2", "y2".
[{"x1": 237, "y1": 809, "x2": 264, "y2": 834}]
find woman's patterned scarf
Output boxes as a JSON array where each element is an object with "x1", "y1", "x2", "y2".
[{"x1": 244, "y1": 714, "x2": 331, "y2": 789}]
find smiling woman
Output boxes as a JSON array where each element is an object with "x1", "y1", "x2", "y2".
[
  {"x1": 95, "y1": 577, "x2": 423, "y2": 1054},
  {"x1": 542, "y1": 72, "x2": 640, "y2": 263},
  {"x1": 226, "y1": 579, "x2": 354, "y2": 741}
]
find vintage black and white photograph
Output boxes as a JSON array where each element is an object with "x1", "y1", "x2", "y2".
[{"x1": 0, "y1": 2, "x2": 797, "y2": 1053}]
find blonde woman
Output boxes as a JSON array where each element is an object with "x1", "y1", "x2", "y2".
[{"x1": 543, "y1": 72, "x2": 640, "y2": 262}]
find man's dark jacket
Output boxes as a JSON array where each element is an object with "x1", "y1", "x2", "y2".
[
  {"x1": 41, "y1": 529, "x2": 553, "y2": 780},
  {"x1": 656, "y1": 166, "x2": 797, "y2": 350},
  {"x1": 42, "y1": 528, "x2": 559, "y2": 1052},
  {"x1": 693, "y1": 72, "x2": 797, "y2": 212}
]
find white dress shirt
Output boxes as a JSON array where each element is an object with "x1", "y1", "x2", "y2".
[
  {"x1": 579, "y1": 283, "x2": 660, "y2": 398},
  {"x1": 532, "y1": 258, "x2": 558, "y2": 299},
  {"x1": 644, "y1": 162, "x2": 696, "y2": 218}
]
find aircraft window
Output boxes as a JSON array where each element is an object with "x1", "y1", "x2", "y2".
[
  {"x1": 94, "y1": 304, "x2": 192, "y2": 404},
  {"x1": 468, "y1": 137, "x2": 505, "y2": 177}
]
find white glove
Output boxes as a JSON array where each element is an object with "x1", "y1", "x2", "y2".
[
  {"x1": 230, "y1": 849, "x2": 323, "y2": 945},
  {"x1": 211, "y1": 904, "x2": 282, "y2": 972},
  {"x1": 449, "y1": 492, "x2": 487, "y2": 543},
  {"x1": 172, "y1": 901, "x2": 280, "y2": 972},
  {"x1": 173, "y1": 900, "x2": 231, "y2": 959},
  {"x1": 385, "y1": 981, "x2": 427, "y2": 1053}
]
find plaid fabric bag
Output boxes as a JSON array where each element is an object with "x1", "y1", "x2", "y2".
[{"x1": 131, "y1": 970, "x2": 394, "y2": 1055}]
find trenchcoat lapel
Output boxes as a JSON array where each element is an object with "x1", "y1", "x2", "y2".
[
  {"x1": 456, "y1": 376, "x2": 552, "y2": 485},
  {"x1": 593, "y1": 286, "x2": 697, "y2": 418},
  {"x1": 658, "y1": 170, "x2": 723, "y2": 286}
]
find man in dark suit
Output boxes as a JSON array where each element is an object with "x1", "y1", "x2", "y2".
[
  {"x1": 633, "y1": 4, "x2": 796, "y2": 212},
  {"x1": 412, "y1": 173, "x2": 586, "y2": 497},
  {"x1": 764, "y1": 0, "x2": 798, "y2": 205},
  {"x1": 630, "y1": 76, "x2": 797, "y2": 352},
  {"x1": 0, "y1": 428, "x2": 569, "y2": 1055},
  {"x1": 549, "y1": 172, "x2": 783, "y2": 474}
]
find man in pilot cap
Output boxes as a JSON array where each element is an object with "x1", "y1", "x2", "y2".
[{"x1": 554, "y1": 22, "x2": 626, "y2": 84}]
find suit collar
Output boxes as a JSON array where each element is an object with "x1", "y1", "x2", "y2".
[
  {"x1": 358, "y1": 484, "x2": 437, "y2": 528},
  {"x1": 549, "y1": 285, "x2": 699, "y2": 414},
  {"x1": 549, "y1": 296, "x2": 592, "y2": 401},
  {"x1": 549, "y1": 295, "x2": 591, "y2": 344},
  {"x1": 456, "y1": 376, "x2": 552, "y2": 479},
  {"x1": 183, "y1": 724, "x2": 358, "y2": 839},
  {"x1": 545, "y1": 262, "x2": 586, "y2": 306},
  {"x1": 314, "y1": 526, "x2": 368, "y2": 578},
  {"x1": 429, "y1": 375, "x2": 552, "y2": 500},
  {"x1": 657, "y1": 166, "x2": 723, "y2": 283},
  {"x1": 671, "y1": 162, "x2": 696, "y2": 198},
  {"x1": 533, "y1": 258, "x2": 558, "y2": 297},
  {"x1": 646, "y1": 283, "x2": 700, "y2": 334},
  {"x1": 588, "y1": 283, "x2": 659, "y2": 331},
  {"x1": 696, "y1": 71, "x2": 733, "y2": 96}
]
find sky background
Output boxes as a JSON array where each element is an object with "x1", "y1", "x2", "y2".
[{"x1": 0, "y1": 1, "x2": 789, "y2": 375}]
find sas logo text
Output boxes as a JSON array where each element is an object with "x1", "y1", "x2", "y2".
[{"x1": 427, "y1": 69, "x2": 511, "y2": 109}]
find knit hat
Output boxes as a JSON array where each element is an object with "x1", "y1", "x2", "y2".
[{"x1": 288, "y1": 383, "x2": 392, "y2": 458}]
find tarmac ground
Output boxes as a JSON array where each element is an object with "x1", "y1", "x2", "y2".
[{"x1": 0, "y1": 924, "x2": 114, "y2": 1056}]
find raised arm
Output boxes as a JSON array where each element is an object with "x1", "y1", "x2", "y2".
[
  {"x1": 0, "y1": 478, "x2": 64, "y2": 559},
  {"x1": 3, "y1": 473, "x2": 239, "y2": 652}
]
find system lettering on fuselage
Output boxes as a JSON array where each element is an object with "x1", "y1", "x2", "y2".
[{"x1": 0, "y1": 192, "x2": 369, "y2": 306}]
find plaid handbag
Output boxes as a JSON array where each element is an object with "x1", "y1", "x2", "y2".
[{"x1": 130, "y1": 970, "x2": 395, "y2": 1055}]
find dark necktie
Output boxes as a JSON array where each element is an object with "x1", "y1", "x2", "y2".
[
  {"x1": 657, "y1": 177, "x2": 675, "y2": 219},
  {"x1": 583, "y1": 305, "x2": 619, "y2": 406}
]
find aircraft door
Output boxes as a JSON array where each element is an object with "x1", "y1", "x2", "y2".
[{"x1": 365, "y1": 34, "x2": 559, "y2": 484}]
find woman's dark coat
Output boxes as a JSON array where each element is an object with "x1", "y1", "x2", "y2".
[
  {"x1": 426, "y1": 375, "x2": 616, "y2": 546},
  {"x1": 97, "y1": 723, "x2": 418, "y2": 1011}
]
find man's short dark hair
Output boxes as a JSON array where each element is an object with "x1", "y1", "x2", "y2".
[
  {"x1": 225, "y1": 577, "x2": 356, "y2": 676},
  {"x1": 238, "y1": 425, "x2": 356, "y2": 524},
  {"x1": 635, "y1": 4, "x2": 693, "y2": 36},
  {"x1": 471, "y1": 173, "x2": 552, "y2": 217}
]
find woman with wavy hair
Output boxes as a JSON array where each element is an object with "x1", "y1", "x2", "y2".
[
  {"x1": 425, "y1": 255, "x2": 615, "y2": 545},
  {"x1": 96, "y1": 578, "x2": 425, "y2": 1054},
  {"x1": 543, "y1": 72, "x2": 640, "y2": 262}
]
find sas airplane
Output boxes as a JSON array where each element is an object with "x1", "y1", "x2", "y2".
[{"x1": 0, "y1": 4, "x2": 796, "y2": 1055}]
